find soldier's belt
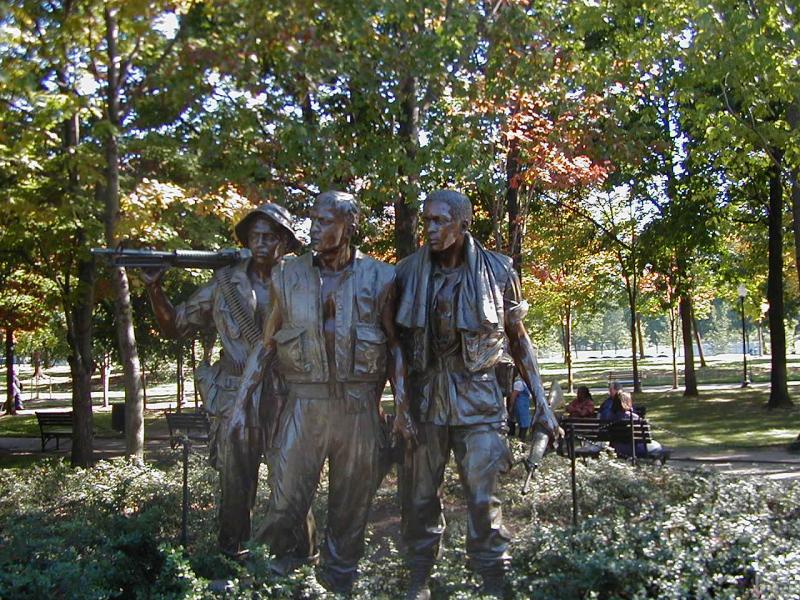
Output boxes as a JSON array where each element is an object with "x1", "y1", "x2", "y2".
[{"x1": 288, "y1": 381, "x2": 377, "y2": 401}]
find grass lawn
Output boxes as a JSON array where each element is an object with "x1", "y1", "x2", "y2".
[
  {"x1": 630, "y1": 386, "x2": 800, "y2": 449},
  {"x1": 2, "y1": 358, "x2": 800, "y2": 452}
]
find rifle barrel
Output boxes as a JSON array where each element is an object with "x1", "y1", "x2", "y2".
[{"x1": 90, "y1": 248, "x2": 250, "y2": 269}]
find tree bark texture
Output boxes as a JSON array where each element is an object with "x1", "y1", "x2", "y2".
[
  {"x1": 395, "y1": 74, "x2": 420, "y2": 259},
  {"x1": 104, "y1": 7, "x2": 145, "y2": 457},
  {"x1": 66, "y1": 255, "x2": 96, "y2": 467},
  {"x1": 692, "y1": 308, "x2": 707, "y2": 368},
  {"x1": 506, "y1": 129, "x2": 522, "y2": 274},
  {"x1": 4, "y1": 329, "x2": 14, "y2": 415},
  {"x1": 669, "y1": 305, "x2": 678, "y2": 389},
  {"x1": 679, "y1": 293, "x2": 698, "y2": 396},
  {"x1": 766, "y1": 158, "x2": 793, "y2": 408}
]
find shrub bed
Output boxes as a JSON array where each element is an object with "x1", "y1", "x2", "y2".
[{"x1": 0, "y1": 444, "x2": 797, "y2": 598}]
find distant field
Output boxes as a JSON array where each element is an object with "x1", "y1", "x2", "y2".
[{"x1": 2, "y1": 357, "x2": 799, "y2": 451}]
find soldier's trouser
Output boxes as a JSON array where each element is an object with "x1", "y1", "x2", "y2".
[
  {"x1": 213, "y1": 417, "x2": 261, "y2": 554},
  {"x1": 255, "y1": 384, "x2": 381, "y2": 588},
  {"x1": 401, "y1": 422, "x2": 512, "y2": 574}
]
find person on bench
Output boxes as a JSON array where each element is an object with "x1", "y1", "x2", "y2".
[
  {"x1": 607, "y1": 392, "x2": 662, "y2": 459},
  {"x1": 598, "y1": 380, "x2": 622, "y2": 421},
  {"x1": 565, "y1": 385, "x2": 595, "y2": 418}
]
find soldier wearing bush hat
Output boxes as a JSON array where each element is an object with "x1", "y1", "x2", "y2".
[{"x1": 142, "y1": 201, "x2": 312, "y2": 558}]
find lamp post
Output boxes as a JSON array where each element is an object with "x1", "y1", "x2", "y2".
[{"x1": 737, "y1": 284, "x2": 749, "y2": 387}]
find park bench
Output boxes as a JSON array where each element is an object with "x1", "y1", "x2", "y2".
[
  {"x1": 35, "y1": 411, "x2": 73, "y2": 452},
  {"x1": 558, "y1": 415, "x2": 668, "y2": 463},
  {"x1": 165, "y1": 410, "x2": 211, "y2": 450},
  {"x1": 607, "y1": 370, "x2": 645, "y2": 388}
]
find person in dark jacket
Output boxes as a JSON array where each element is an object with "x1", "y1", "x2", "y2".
[
  {"x1": 598, "y1": 380, "x2": 623, "y2": 421},
  {"x1": 608, "y1": 392, "x2": 662, "y2": 458}
]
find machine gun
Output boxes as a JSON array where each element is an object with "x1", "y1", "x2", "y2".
[
  {"x1": 91, "y1": 248, "x2": 251, "y2": 270},
  {"x1": 521, "y1": 381, "x2": 564, "y2": 495}
]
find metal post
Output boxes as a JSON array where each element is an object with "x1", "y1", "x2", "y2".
[
  {"x1": 568, "y1": 425, "x2": 578, "y2": 527},
  {"x1": 191, "y1": 338, "x2": 199, "y2": 409},
  {"x1": 176, "y1": 340, "x2": 183, "y2": 413},
  {"x1": 630, "y1": 410, "x2": 637, "y2": 465},
  {"x1": 740, "y1": 295, "x2": 749, "y2": 387},
  {"x1": 181, "y1": 437, "x2": 189, "y2": 547}
]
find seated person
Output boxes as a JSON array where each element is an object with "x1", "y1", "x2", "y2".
[
  {"x1": 599, "y1": 380, "x2": 623, "y2": 421},
  {"x1": 607, "y1": 392, "x2": 663, "y2": 458},
  {"x1": 565, "y1": 385, "x2": 595, "y2": 417}
]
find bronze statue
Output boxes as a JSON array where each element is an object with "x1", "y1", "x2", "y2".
[
  {"x1": 141, "y1": 203, "x2": 305, "y2": 557},
  {"x1": 230, "y1": 191, "x2": 414, "y2": 593},
  {"x1": 395, "y1": 190, "x2": 559, "y2": 599}
]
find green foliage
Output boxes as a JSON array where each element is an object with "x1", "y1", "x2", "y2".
[{"x1": 0, "y1": 450, "x2": 798, "y2": 598}]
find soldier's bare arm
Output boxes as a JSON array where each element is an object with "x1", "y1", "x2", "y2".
[
  {"x1": 381, "y1": 279, "x2": 417, "y2": 445},
  {"x1": 504, "y1": 269, "x2": 560, "y2": 437}
]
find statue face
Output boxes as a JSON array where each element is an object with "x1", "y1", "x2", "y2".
[
  {"x1": 247, "y1": 217, "x2": 287, "y2": 267},
  {"x1": 309, "y1": 201, "x2": 350, "y2": 253},
  {"x1": 423, "y1": 199, "x2": 464, "y2": 253}
]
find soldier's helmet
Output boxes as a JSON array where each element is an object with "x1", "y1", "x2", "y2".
[{"x1": 234, "y1": 203, "x2": 303, "y2": 254}]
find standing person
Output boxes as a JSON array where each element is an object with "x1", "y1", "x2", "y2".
[
  {"x1": 230, "y1": 191, "x2": 414, "y2": 593},
  {"x1": 510, "y1": 376, "x2": 532, "y2": 440},
  {"x1": 141, "y1": 203, "x2": 307, "y2": 558},
  {"x1": 395, "y1": 189, "x2": 559, "y2": 598}
]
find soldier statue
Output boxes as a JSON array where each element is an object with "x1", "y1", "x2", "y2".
[
  {"x1": 142, "y1": 203, "x2": 311, "y2": 557},
  {"x1": 395, "y1": 190, "x2": 559, "y2": 598},
  {"x1": 230, "y1": 191, "x2": 414, "y2": 593}
]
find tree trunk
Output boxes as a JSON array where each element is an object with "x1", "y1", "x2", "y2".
[
  {"x1": 787, "y1": 100, "x2": 800, "y2": 289},
  {"x1": 506, "y1": 108, "x2": 522, "y2": 273},
  {"x1": 758, "y1": 322, "x2": 765, "y2": 356},
  {"x1": 691, "y1": 307, "x2": 707, "y2": 367},
  {"x1": 101, "y1": 353, "x2": 110, "y2": 409},
  {"x1": 563, "y1": 304, "x2": 573, "y2": 393},
  {"x1": 679, "y1": 293, "x2": 698, "y2": 396},
  {"x1": 669, "y1": 305, "x2": 678, "y2": 389},
  {"x1": 5, "y1": 329, "x2": 14, "y2": 415},
  {"x1": 65, "y1": 255, "x2": 96, "y2": 467},
  {"x1": 766, "y1": 157, "x2": 793, "y2": 408},
  {"x1": 104, "y1": 7, "x2": 145, "y2": 458},
  {"x1": 636, "y1": 314, "x2": 645, "y2": 359},
  {"x1": 32, "y1": 350, "x2": 43, "y2": 378},
  {"x1": 395, "y1": 74, "x2": 420, "y2": 259}
]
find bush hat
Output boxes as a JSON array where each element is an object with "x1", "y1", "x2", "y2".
[{"x1": 234, "y1": 203, "x2": 303, "y2": 254}]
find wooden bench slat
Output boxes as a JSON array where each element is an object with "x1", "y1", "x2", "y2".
[{"x1": 35, "y1": 411, "x2": 74, "y2": 452}]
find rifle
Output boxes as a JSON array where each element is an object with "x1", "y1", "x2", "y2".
[
  {"x1": 91, "y1": 248, "x2": 251, "y2": 269},
  {"x1": 521, "y1": 380, "x2": 563, "y2": 495}
]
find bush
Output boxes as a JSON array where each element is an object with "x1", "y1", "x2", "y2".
[{"x1": 0, "y1": 446, "x2": 798, "y2": 598}]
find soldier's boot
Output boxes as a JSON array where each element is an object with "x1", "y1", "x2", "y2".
[
  {"x1": 480, "y1": 564, "x2": 509, "y2": 598},
  {"x1": 316, "y1": 565, "x2": 354, "y2": 596},
  {"x1": 404, "y1": 563, "x2": 433, "y2": 600}
]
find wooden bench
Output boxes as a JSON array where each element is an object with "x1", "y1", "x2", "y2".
[
  {"x1": 35, "y1": 411, "x2": 73, "y2": 452},
  {"x1": 607, "y1": 370, "x2": 645, "y2": 388},
  {"x1": 165, "y1": 410, "x2": 211, "y2": 449},
  {"x1": 558, "y1": 415, "x2": 668, "y2": 463}
]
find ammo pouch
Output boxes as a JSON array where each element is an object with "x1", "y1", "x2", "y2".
[
  {"x1": 195, "y1": 359, "x2": 224, "y2": 416},
  {"x1": 495, "y1": 360, "x2": 515, "y2": 398}
]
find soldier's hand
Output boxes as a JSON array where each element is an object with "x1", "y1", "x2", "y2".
[
  {"x1": 393, "y1": 410, "x2": 419, "y2": 448},
  {"x1": 228, "y1": 407, "x2": 247, "y2": 442},
  {"x1": 140, "y1": 265, "x2": 169, "y2": 288}
]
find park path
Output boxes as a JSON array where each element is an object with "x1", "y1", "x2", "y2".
[
  {"x1": 2, "y1": 433, "x2": 799, "y2": 480},
  {"x1": 668, "y1": 446, "x2": 800, "y2": 481}
]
